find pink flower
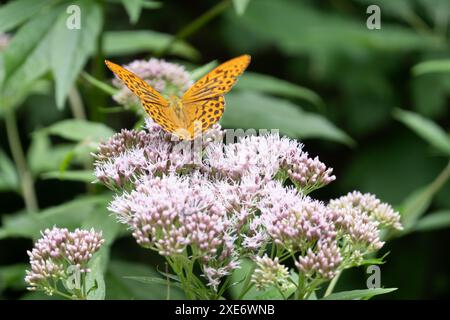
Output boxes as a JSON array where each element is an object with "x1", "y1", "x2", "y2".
[{"x1": 25, "y1": 227, "x2": 104, "y2": 293}]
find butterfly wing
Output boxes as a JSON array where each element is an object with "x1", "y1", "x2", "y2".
[
  {"x1": 182, "y1": 96, "x2": 225, "y2": 138},
  {"x1": 182, "y1": 55, "x2": 251, "y2": 103},
  {"x1": 181, "y1": 55, "x2": 250, "y2": 137},
  {"x1": 105, "y1": 60, "x2": 180, "y2": 134}
]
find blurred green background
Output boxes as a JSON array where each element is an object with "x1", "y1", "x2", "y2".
[{"x1": 0, "y1": 0, "x2": 449, "y2": 299}]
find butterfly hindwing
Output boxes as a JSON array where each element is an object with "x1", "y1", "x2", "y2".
[
  {"x1": 183, "y1": 96, "x2": 225, "y2": 138},
  {"x1": 104, "y1": 60, "x2": 179, "y2": 133}
]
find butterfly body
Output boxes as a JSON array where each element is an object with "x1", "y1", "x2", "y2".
[{"x1": 105, "y1": 55, "x2": 251, "y2": 140}]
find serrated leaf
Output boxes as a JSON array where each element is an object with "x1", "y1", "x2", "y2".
[
  {"x1": 393, "y1": 108, "x2": 450, "y2": 156},
  {"x1": 322, "y1": 288, "x2": 397, "y2": 300}
]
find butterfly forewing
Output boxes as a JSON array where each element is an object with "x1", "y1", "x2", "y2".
[
  {"x1": 104, "y1": 60, "x2": 180, "y2": 134},
  {"x1": 182, "y1": 55, "x2": 251, "y2": 103}
]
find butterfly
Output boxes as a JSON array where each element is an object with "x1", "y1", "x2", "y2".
[{"x1": 105, "y1": 55, "x2": 251, "y2": 140}]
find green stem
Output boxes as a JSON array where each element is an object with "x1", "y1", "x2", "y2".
[
  {"x1": 156, "y1": 0, "x2": 232, "y2": 57},
  {"x1": 4, "y1": 109, "x2": 39, "y2": 213},
  {"x1": 296, "y1": 272, "x2": 305, "y2": 300},
  {"x1": 67, "y1": 87, "x2": 96, "y2": 194},
  {"x1": 52, "y1": 288, "x2": 74, "y2": 300},
  {"x1": 324, "y1": 270, "x2": 342, "y2": 297},
  {"x1": 68, "y1": 87, "x2": 86, "y2": 120},
  {"x1": 165, "y1": 262, "x2": 171, "y2": 300}
]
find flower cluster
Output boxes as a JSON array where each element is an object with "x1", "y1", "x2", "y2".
[
  {"x1": 329, "y1": 191, "x2": 403, "y2": 230},
  {"x1": 93, "y1": 94, "x2": 402, "y2": 298},
  {"x1": 25, "y1": 227, "x2": 104, "y2": 297},
  {"x1": 111, "y1": 58, "x2": 192, "y2": 108},
  {"x1": 251, "y1": 255, "x2": 290, "y2": 291},
  {"x1": 93, "y1": 119, "x2": 223, "y2": 191}
]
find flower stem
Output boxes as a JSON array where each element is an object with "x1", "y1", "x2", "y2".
[
  {"x1": 324, "y1": 270, "x2": 342, "y2": 298},
  {"x1": 156, "y1": 0, "x2": 231, "y2": 57},
  {"x1": 4, "y1": 109, "x2": 38, "y2": 213}
]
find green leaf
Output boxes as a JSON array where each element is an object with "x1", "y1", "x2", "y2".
[
  {"x1": 50, "y1": 0, "x2": 103, "y2": 109},
  {"x1": 224, "y1": 0, "x2": 441, "y2": 65},
  {"x1": 27, "y1": 133, "x2": 74, "y2": 175},
  {"x1": 232, "y1": 0, "x2": 251, "y2": 15},
  {"x1": 413, "y1": 210, "x2": 450, "y2": 232},
  {"x1": 103, "y1": 30, "x2": 199, "y2": 60},
  {"x1": 222, "y1": 91, "x2": 354, "y2": 146},
  {"x1": 41, "y1": 170, "x2": 94, "y2": 182},
  {"x1": 42, "y1": 119, "x2": 114, "y2": 143},
  {"x1": 393, "y1": 108, "x2": 450, "y2": 156},
  {"x1": 0, "y1": 264, "x2": 27, "y2": 292},
  {"x1": 396, "y1": 162, "x2": 450, "y2": 233},
  {"x1": 229, "y1": 258, "x2": 256, "y2": 299},
  {"x1": 237, "y1": 72, "x2": 324, "y2": 108},
  {"x1": 118, "y1": 0, "x2": 162, "y2": 24},
  {"x1": 0, "y1": 195, "x2": 109, "y2": 240},
  {"x1": 0, "y1": 0, "x2": 53, "y2": 33},
  {"x1": 81, "y1": 72, "x2": 118, "y2": 95},
  {"x1": 399, "y1": 186, "x2": 434, "y2": 231},
  {"x1": 106, "y1": 260, "x2": 185, "y2": 299},
  {"x1": 229, "y1": 258, "x2": 296, "y2": 300},
  {"x1": 82, "y1": 203, "x2": 123, "y2": 300},
  {"x1": 85, "y1": 253, "x2": 106, "y2": 300},
  {"x1": 0, "y1": 7, "x2": 59, "y2": 109},
  {"x1": 412, "y1": 59, "x2": 450, "y2": 76},
  {"x1": 322, "y1": 288, "x2": 397, "y2": 300},
  {"x1": 0, "y1": 150, "x2": 19, "y2": 192}
]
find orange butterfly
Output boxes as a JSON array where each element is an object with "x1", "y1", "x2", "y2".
[{"x1": 105, "y1": 55, "x2": 251, "y2": 140}]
